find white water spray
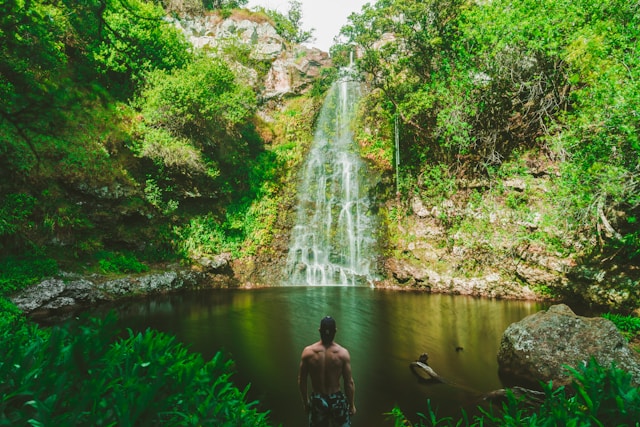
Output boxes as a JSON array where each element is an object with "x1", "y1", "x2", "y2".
[{"x1": 285, "y1": 74, "x2": 378, "y2": 286}]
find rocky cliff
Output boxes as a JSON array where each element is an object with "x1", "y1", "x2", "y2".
[
  {"x1": 378, "y1": 154, "x2": 639, "y2": 312},
  {"x1": 169, "y1": 11, "x2": 331, "y2": 100}
]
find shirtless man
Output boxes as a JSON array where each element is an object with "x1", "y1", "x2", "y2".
[{"x1": 298, "y1": 316, "x2": 356, "y2": 427}]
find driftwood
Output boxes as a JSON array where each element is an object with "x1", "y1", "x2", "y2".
[
  {"x1": 409, "y1": 361, "x2": 446, "y2": 383},
  {"x1": 409, "y1": 353, "x2": 446, "y2": 384},
  {"x1": 483, "y1": 386, "x2": 546, "y2": 405},
  {"x1": 409, "y1": 353, "x2": 546, "y2": 407}
]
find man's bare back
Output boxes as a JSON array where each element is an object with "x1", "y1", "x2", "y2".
[
  {"x1": 298, "y1": 316, "x2": 355, "y2": 426},
  {"x1": 300, "y1": 341, "x2": 351, "y2": 395}
]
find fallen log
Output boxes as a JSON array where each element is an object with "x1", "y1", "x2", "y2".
[
  {"x1": 409, "y1": 360, "x2": 446, "y2": 383},
  {"x1": 409, "y1": 353, "x2": 446, "y2": 384},
  {"x1": 409, "y1": 353, "x2": 546, "y2": 408},
  {"x1": 483, "y1": 386, "x2": 546, "y2": 404}
]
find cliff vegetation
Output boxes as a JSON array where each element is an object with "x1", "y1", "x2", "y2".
[{"x1": 335, "y1": 0, "x2": 639, "y2": 311}]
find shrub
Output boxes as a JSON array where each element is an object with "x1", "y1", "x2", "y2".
[
  {"x1": 0, "y1": 256, "x2": 59, "y2": 295},
  {"x1": 388, "y1": 358, "x2": 640, "y2": 426},
  {"x1": 96, "y1": 251, "x2": 149, "y2": 274},
  {"x1": 0, "y1": 314, "x2": 274, "y2": 426},
  {"x1": 603, "y1": 313, "x2": 640, "y2": 342}
]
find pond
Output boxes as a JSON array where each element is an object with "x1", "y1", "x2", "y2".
[{"x1": 93, "y1": 286, "x2": 545, "y2": 426}]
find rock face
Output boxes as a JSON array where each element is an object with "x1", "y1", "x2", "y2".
[
  {"x1": 10, "y1": 269, "x2": 209, "y2": 318},
  {"x1": 382, "y1": 258, "x2": 539, "y2": 300},
  {"x1": 497, "y1": 304, "x2": 640, "y2": 387},
  {"x1": 169, "y1": 13, "x2": 331, "y2": 99}
]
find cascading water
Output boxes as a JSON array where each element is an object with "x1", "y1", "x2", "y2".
[{"x1": 285, "y1": 72, "x2": 378, "y2": 286}]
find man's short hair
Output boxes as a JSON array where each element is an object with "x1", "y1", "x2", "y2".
[{"x1": 320, "y1": 316, "x2": 337, "y2": 343}]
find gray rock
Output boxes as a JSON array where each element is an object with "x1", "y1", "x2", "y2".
[
  {"x1": 170, "y1": 14, "x2": 331, "y2": 100},
  {"x1": 498, "y1": 304, "x2": 640, "y2": 387},
  {"x1": 10, "y1": 270, "x2": 208, "y2": 315},
  {"x1": 10, "y1": 279, "x2": 65, "y2": 312},
  {"x1": 411, "y1": 196, "x2": 430, "y2": 218},
  {"x1": 10, "y1": 278, "x2": 106, "y2": 313},
  {"x1": 194, "y1": 252, "x2": 232, "y2": 272},
  {"x1": 97, "y1": 271, "x2": 195, "y2": 296},
  {"x1": 43, "y1": 297, "x2": 77, "y2": 310}
]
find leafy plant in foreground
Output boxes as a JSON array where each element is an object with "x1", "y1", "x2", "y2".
[
  {"x1": 388, "y1": 358, "x2": 640, "y2": 426},
  {"x1": 0, "y1": 313, "x2": 274, "y2": 426}
]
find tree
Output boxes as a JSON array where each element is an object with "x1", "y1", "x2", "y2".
[
  {"x1": 134, "y1": 55, "x2": 258, "y2": 199},
  {"x1": 256, "y1": 0, "x2": 314, "y2": 44},
  {"x1": 340, "y1": 0, "x2": 639, "y2": 261},
  {"x1": 0, "y1": 0, "x2": 195, "y2": 259},
  {"x1": 203, "y1": 0, "x2": 247, "y2": 10}
]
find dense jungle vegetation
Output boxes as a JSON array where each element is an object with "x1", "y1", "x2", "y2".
[
  {"x1": 1, "y1": 0, "x2": 316, "y2": 291},
  {"x1": 1, "y1": 0, "x2": 639, "y2": 425},
  {"x1": 1, "y1": 0, "x2": 638, "y2": 300},
  {"x1": 334, "y1": 0, "x2": 639, "y2": 272}
]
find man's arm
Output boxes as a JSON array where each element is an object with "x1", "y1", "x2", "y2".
[
  {"x1": 342, "y1": 350, "x2": 356, "y2": 416},
  {"x1": 298, "y1": 354, "x2": 310, "y2": 412}
]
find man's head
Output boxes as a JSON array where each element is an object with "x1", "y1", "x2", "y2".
[{"x1": 319, "y1": 316, "x2": 337, "y2": 345}]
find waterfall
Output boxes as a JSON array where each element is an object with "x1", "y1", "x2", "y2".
[{"x1": 285, "y1": 74, "x2": 378, "y2": 286}]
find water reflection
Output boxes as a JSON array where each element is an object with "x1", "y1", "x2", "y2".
[{"x1": 95, "y1": 287, "x2": 544, "y2": 426}]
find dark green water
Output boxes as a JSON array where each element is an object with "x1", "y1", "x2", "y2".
[{"x1": 100, "y1": 286, "x2": 544, "y2": 426}]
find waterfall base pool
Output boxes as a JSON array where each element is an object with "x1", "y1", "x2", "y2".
[{"x1": 91, "y1": 287, "x2": 544, "y2": 426}]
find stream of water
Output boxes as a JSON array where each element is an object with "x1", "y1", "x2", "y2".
[{"x1": 285, "y1": 75, "x2": 378, "y2": 286}]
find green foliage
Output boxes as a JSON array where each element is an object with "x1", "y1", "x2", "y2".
[
  {"x1": 342, "y1": 0, "x2": 640, "y2": 262},
  {"x1": 0, "y1": 193, "x2": 36, "y2": 238},
  {"x1": 203, "y1": 0, "x2": 248, "y2": 10},
  {"x1": 0, "y1": 257, "x2": 58, "y2": 296},
  {"x1": 603, "y1": 313, "x2": 640, "y2": 342},
  {"x1": 174, "y1": 213, "x2": 243, "y2": 258},
  {"x1": 0, "y1": 297, "x2": 22, "y2": 322},
  {"x1": 0, "y1": 314, "x2": 274, "y2": 426},
  {"x1": 0, "y1": 0, "x2": 68, "y2": 113},
  {"x1": 354, "y1": 90, "x2": 395, "y2": 171},
  {"x1": 0, "y1": 0, "x2": 198, "y2": 265},
  {"x1": 218, "y1": 36, "x2": 272, "y2": 80},
  {"x1": 144, "y1": 177, "x2": 180, "y2": 214},
  {"x1": 388, "y1": 359, "x2": 640, "y2": 426},
  {"x1": 169, "y1": 93, "x2": 315, "y2": 260},
  {"x1": 417, "y1": 163, "x2": 458, "y2": 202},
  {"x1": 386, "y1": 400, "x2": 454, "y2": 427},
  {"x1": 310, "y1": 67, "x2": 339, "y2": 98},
  {"x1": 90, "y1": 0, "x2": 192, "y2": 98},
  {"x1": 255, "y1": 1, "x2": 314, "y2": 44},
  {"x1": 0, "y1": 0, "x2": 313, "y2": 271},
  {"x1": 133, "y1": 54, "x2": 258, "y2": 200},
  {"x1": 96, "y1": 251, "x2": 149, "y2": 274}
]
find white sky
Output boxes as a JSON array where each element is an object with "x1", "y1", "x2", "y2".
[{"x1": 245, "y1": 0, "x2": 371, "y2": 52}]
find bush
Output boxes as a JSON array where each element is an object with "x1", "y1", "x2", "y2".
[
  {"x1": 0, "y1": 256, "x2": 59, "y2": 295},
  {"x1": 388, "y1": 358, "x2": 640, "y2": 426},
  {"x1": 603, "y1": 313, "x2": 640, "y2": 342},
  {"x1": 0, "y1": 314, "x2": 274, "y2": 426},
  {"x1": 96, "y1": 251, "x2": 149, "y2": 274}
]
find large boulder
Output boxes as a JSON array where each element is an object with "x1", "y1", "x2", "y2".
[{"x1": 497, "y1": 304, "x2": 640, "y2": 387}]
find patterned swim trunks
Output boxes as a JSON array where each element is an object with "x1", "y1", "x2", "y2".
[{"x1": 308, "y1": 391, "x2": 351, "y2": 427}]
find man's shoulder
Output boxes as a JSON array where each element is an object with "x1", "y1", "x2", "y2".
[
  {"x1": 330, "y1": 342, "x2": 350, "y2": 358},
  {"x1": 302, "y1": 341, "x2": 323, "y2": 355}
]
